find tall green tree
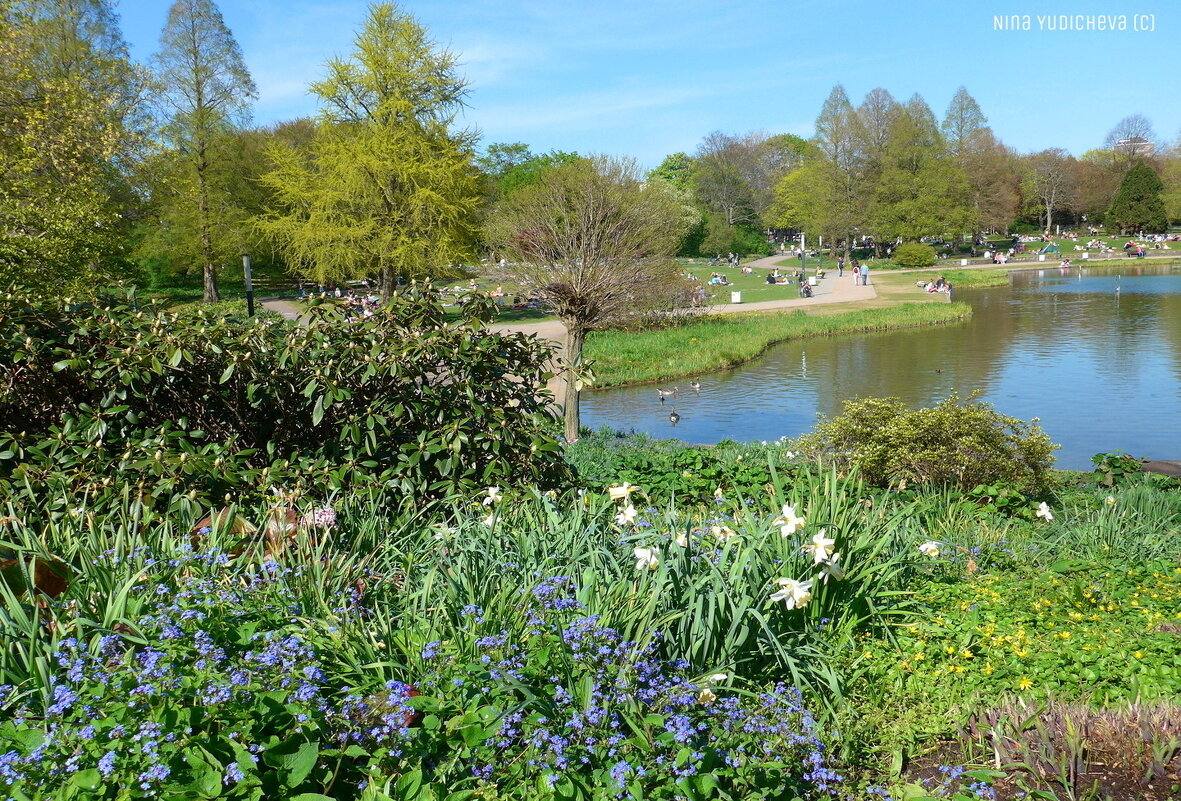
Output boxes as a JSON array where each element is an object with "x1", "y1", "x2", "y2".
[
  {"x1": 870, "y1": 94, "x2": 972, "y2": 242},
  {"x1": 770, "y1": 159, "x2": 840, "y2": 245},
  {"x1": 152, "y1": 0, "x2": 256, "y2": 302},
  {"x1": 941, "y1": 88, "x2": 1019, "y2": 238},
  {"x1": 487, "y1": 156, "x2": 689, "y2": 442},
  {"x1": 0, "y1": 0, "x2": 145, "y2": 288},
  {"x1": 257, "y1": 3, "x2": 479, "y2": 296},
  {"x1": 477, "y1": 142, "x2": 534, "y2": 180},
  {"x1": 940, "y1": 87, "x2": 988, "y2": 158},
  {"x1": 1107, "y1": 162, "x2": 1167, "y2": 233},
  {"x1": 856, "y1": 87, "x2": 898, "y2": 181},
  {"x1": 812, "y1": 85, "x2": 866, "y2": 252},
  {"x1": 649, "y1": 152, "x2": 695, "y2": 191}
]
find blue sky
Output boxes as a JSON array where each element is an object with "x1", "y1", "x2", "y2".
[{"x1": 114, "y1": 0, "x2": 1177, "y2": 166}]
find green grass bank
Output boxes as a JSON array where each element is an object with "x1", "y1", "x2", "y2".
[{"x1": 585, "y1": 301, "x2": 971, "y2": 388}]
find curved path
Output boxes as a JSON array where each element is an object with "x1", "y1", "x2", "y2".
[{"x1": 489, "y1": 254, "x2": 878, "y2": 346}]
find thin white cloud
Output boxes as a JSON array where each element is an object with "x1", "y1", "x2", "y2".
[{"x1": 473, "y1": 84, "x2": 715, "y2": 134}]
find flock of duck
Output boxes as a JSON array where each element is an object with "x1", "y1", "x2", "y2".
[{"x1": 656, "y1": 380, "x2": 701, "y2": 425}]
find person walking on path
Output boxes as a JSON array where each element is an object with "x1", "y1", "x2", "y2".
[{"x1": 862, "y1": 264, "x2": 870, "y2": 285}]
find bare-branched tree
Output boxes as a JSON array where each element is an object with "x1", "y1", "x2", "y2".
[{"x1": 488, "y1": 156, "x2": 690, "y2": 441}]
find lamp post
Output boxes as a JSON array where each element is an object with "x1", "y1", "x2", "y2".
[{"x1": 242, "y1": 254, "x2": 254, "y2": 317}]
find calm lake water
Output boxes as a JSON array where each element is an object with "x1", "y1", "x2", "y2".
[{"x1": 581, "y1": 264, "x2": 1181, "y2": 469}]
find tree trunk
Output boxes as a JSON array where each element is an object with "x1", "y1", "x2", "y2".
[
  {"x1": 197, "y1": 147, "x2": 219, "y2": 303},
  {"x1": 562, "y1": 325, "x2": 585, "y2": 443},
  {"x1": 380, "y1": 266, "x2": 397, "y2": 299}
]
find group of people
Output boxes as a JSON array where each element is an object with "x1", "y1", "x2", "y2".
[
  {"x1": 922, "y1": 276, "x2": 953, "y2": 295},
  {"x1": 838, "y1": 258, "x2": 870, "y2": 285},
  {"x1": 763, "y1": 268, "x2": 817, "y2": 297}
]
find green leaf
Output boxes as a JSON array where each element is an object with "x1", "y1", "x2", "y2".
[
  {"x1": 263, "y1": 739, "x2": 319, "y2": 788},
  {"x1": 395, "y1": 768, "x2": 423, "y2": 799},
  {"x1": 71, "y1": 769, "x2": 102, "y2": 790}
]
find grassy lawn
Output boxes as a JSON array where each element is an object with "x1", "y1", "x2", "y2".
[{"x1": 682, "y1": 262, "x2": 818, "y2": 304}]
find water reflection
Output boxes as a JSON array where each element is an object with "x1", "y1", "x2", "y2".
[{"x1": 581, "y1": 265, "x2": 1181, "y2": 469}]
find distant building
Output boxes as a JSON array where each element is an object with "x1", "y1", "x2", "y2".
[{"x1": 1114, "y1": 137, "x2": 1155, "y2": 158}]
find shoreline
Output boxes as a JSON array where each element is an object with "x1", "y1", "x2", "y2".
[{"x1": 492, "y1": 256, "x2": 1179, "y2": 391}]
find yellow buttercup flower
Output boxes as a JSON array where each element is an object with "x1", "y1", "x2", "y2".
[{"x1": 1017, "y1": 677, "x2": 1033, "y2": 690}]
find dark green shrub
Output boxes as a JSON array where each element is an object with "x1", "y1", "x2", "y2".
[
  {"x1": 892, "y1": 243, "x2": 937, "y2": 268},
  {"x1": 792, "y1": 394, "x2": 1057, "y2": 491},
  {"x1": 0, "y1": 285, "x2": 569, "y2": 507}
]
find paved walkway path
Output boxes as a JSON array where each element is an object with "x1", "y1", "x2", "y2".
[
  {"x1": 260, "y1": 297, "x2": 304, "y2": 322},
  {"x1": 488, "y1": 254, "x2": 879, "y2": 346}
]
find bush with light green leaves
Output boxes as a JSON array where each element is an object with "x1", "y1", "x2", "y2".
[
  {"x1": 891, "y1": 243, "x2": 937, "y2": 268},
  {"x1": 792, "y1": 394, "x2": 1056, "y2": 491}
]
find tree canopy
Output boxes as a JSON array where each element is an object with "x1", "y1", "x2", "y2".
[
  {"x1": 0, "y1": 0, "x2": 146, "y2": 288},
  {"x1": 256, "y1": 2, "x2": 480, "y2": 295}
]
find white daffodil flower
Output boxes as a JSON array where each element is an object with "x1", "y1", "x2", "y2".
[
  {"x1": 710, "y1": 524, "x2": 737, "y2": 541},
  {"x1": 615, "y1": 504, "x2": 638, "y2": 526},
  {"x1": 482, "y1": 486, "x2": 502, "y2": 506},
  {"x1": 819, "y1": 553, "x2": 845, "y2": 583},
  {"x1": 769, "y1": 577, "x2": 813, "y2": 609},
  {"x1": 773, "y1": 504, "x2": 806, "y2": 537},
  {"x1": 481, "y1": 513, "x2": 496, "y2": 527},
  {"x1": 674, "y1": 532, "x2": 690, "y2": 548},
  {"x1": 706, "y1": 673, "x2": 729, "y2": 683},
  {"x1": 633, "y1": 546, "x2": 660, "y2": 571},
  {"x1": 1035, "y1": 501, "x2": 1053, "y2": 522},
  {"x1": 801, "y1": 529, "x2": 835, "y2": 564},
  {"x1": 714, "y1": 487, "x2": 725, "y2": 499},
  {"x1": 608, "y1": 483, "x2": 637, "y2": 501},
  {"x1": 918, "y1": 541, "x2": 940, "y2": 557},
  {"x1": 697, "y1": 688, "x2": 717, "y2": 704},
  {"x1": 1105, "y1": 496, "x2": 1116, "y2": 505}
]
